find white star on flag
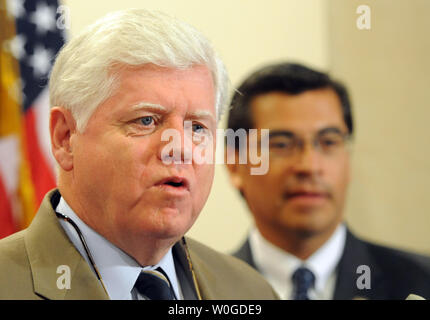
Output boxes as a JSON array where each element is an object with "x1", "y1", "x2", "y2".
[
  {"x1": 27, "y1": 46, "x2": 53, "y2": 77},
  {"x1": 6, "y1": 0, "x2": 25, "y2": 19},
  {"x1": 30, "y1": 3, "x2": 57, "y2": 34},
  {"x1": 7, "y1": 35, "x2": 27, "y2": 60}
]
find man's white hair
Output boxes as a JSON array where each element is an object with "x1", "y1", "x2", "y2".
[{"x1": 49, "y1": 9, "x2": 229, "y2": 132}]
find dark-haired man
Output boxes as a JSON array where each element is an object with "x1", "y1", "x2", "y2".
[{"x1": 226, "y1": 62, "x2": 430, "y2": 300}]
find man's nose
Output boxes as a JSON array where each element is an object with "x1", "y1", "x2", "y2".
[
  {"x1": 291, "y1": 142, "x2": 323, "y2": 177},
  {"x1": 158, "y1": 120, "x2": 193, "y2": 165}
]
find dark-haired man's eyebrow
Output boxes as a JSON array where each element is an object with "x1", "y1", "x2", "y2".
[
  {"x1": 317, "y1": 127, "x2": 347, "y2": 136},
  {"x1": 268, "y1": 130, "x2": 295, "y2": 138}
]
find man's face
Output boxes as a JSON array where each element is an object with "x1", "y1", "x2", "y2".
[
  {"x1": 232, "y1": 88, "x2": 350, "y2": 240},
  {"x1": 69, "y1": 65, "x2": 216, "y2": 246}
]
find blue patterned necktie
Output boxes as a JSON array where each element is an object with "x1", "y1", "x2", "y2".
[
  {"x1": 134, "y1": 267, "x2": 176, "y2": 300},
  {"x1": 291, "y1": 267, "x2": 315, "y2": 300}
]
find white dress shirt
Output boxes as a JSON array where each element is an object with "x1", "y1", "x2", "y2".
[
  {"x1": 56, "y1": 196, "x2": 182, "y2": 300},
  {"x1": 249, "y1": 224, "x2": 346, "y2": 300}
]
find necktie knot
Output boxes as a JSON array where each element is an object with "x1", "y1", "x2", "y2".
[
  {"x1": 134, "y1": 268, "x2": 176, "y2": 300},
  {"x1": 292, "y1": 267, "x2": 315, "y2": 300}
]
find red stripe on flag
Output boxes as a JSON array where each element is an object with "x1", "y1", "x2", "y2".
[
  {"x1": 23, "y1": 107, "x2": 56, "y2": 205},
  {"x1": 0, "y1": 174, "x2": 16, "y2": 239}
]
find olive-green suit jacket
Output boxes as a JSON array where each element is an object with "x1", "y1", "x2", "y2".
[{"x1": 0, "y1": 190, "x2": 278, "y2": 300}]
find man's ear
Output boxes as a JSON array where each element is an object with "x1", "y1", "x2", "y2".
[{"x1": 50, "y1": 107, "x2": 77, "y2": 171}]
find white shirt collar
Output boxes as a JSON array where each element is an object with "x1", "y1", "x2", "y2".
[
  {"x1": 56, "y1": 196, "x2": 182, "y2": 300},
  {"x1": 249, "y1": 223, "x2": 346, "y2": 300}
]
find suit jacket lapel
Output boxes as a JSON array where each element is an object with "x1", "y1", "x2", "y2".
[
  {"x1": 184, "y1": 242, "x2": 218, "y2": 299},
  {"x1": 24, "y1": 190, "x2": 108, "y2": 300},
  {"x1": 333, "y1": 229, "x2": 384, "y2": 300},
  {"x1": 172, "y1": 238, "x2": 200, "y2": 300},
  {"x1": 233, "y1": 239, "x2": 257, "y2": 269}
]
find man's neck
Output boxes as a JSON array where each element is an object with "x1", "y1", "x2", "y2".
[{"x1": 113, "y1": 233, "x2": 180, "y2": 266}]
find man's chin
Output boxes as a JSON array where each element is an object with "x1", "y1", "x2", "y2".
[
  {"x1": 139, "y1": 219, "x2": 195, "y2": 241},
  {"x1": 279, "y1": 214, "x2": 334, "y2": 236},
  {"x1": 120, "y1": 205, "x2": 198, "y2": 241},
  {"x1": 284, "y1": 217, "x2": 341, "y2": 239}
]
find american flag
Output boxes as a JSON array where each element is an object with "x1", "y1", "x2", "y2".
[{"x1": 0, "y1": 0, "x2": 66, "y2": 238}]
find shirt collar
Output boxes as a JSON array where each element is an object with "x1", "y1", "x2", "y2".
[
  {"x1": 56, "y1": 196, "x2": 181, "y2": 300},
  {"x1": 306, "y1": 224, "x2": 346, "y2": 293},
  {"x1": 249, "y1": 227, "x2": 301, "y2": 298},
  {"x1": 249, "y1": 223, "x2": 346, "y2": 299},
  {"x1": 141, "y1": 249, "x2": 181, "y2": 300}
]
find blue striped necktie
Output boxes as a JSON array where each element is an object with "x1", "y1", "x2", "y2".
[
  {"x1": 134, "y1": 267, "x2": 176, "y2": 300},
  {"x1": 291, "y1": 267, "x2": 315, "y2": 300}
]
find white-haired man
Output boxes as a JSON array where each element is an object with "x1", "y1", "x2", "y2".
[{"x1": 0, "y1": 9, "x2": 278, "y2": 300}]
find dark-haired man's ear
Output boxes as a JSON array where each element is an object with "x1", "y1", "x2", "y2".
[
  {"x1": 225, "y1": 148, "x2": 244, "y2": 191},
  {"x1": 50, "y1": 107, "x2": 77, "y2": 171}
]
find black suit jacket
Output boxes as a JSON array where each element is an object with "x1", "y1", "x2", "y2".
[{"x1": 233, "y1": 228, "x2": 430, "y2": 300}]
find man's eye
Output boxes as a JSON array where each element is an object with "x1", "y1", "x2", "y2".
[
  {"x1": 192, "y1": 123, "x2": 206, "y2": 133},
  {"x1": 319, "y1": 136, "x2": 342, "y2": 149},
  {"x1": 139, "y1": 116, "x2": 154, "y2": 126},
  {"x1": 269, "y1": 139, "x2": 294, "y2": 149}
]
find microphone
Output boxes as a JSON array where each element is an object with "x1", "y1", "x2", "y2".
[{"x1": 406, "y1": 294, "x2": 425, "y2": 300}]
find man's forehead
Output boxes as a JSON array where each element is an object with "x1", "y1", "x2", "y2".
[
  {"x1": 250, "y1": 89, "x2": 346, "y2": 130},
  {"x1": 104, "y1": 64, "x2": 216, "y2": 121},
  {"x1": 118, "y1": 63, "x2": 213, "y2": 84}
]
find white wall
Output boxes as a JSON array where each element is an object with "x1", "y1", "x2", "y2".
[{"x1": 329, "y1": 0, "x2": 430, "y2": 255}]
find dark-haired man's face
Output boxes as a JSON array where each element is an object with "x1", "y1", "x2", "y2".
[{"x1": 228, "y1": 88, "x2": 350, "y2": 247}]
